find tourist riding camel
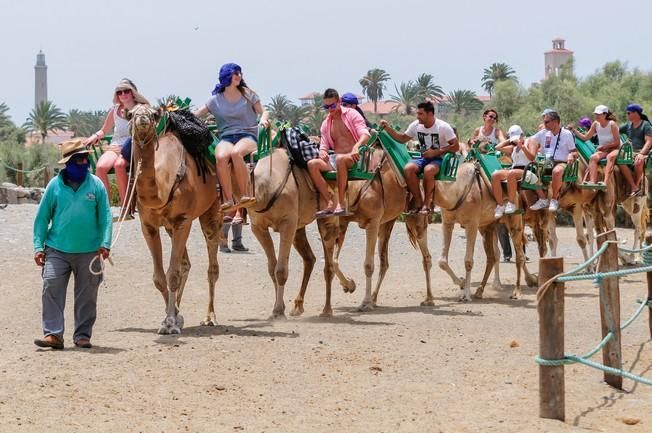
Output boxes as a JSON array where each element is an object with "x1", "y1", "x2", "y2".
[
  {"x1": 84, "y1": 78, "x2": 149, "y2": 213},
  {"x1": 379, "y1": 101, "x2": 459, "y2": 215},
  {"x1": 616, "y1": 103, "x2": 652, "y2": 196},
  {"x1": 307, "y1": 88, "x2": 370, "y2": 217},
  {"x1": 194, "y1": 63, "x2": 270, "y2": 211}
]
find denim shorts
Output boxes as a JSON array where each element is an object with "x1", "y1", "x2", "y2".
[
  {"x1": 410, "y1": 157, "x2": 442, "y2": 173},
  {"x1": 221, "y1": 133, "x2": 257, "y2": 144}
]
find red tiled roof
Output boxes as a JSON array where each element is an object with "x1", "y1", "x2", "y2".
[
  {"x1": 299, "y1": 92, "x2": 320, "y2": 100},
  {"x1": 360, "y1": 100, "x2": 401, "y2": 114}
]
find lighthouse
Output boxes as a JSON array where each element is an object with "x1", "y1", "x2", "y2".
[{"x1": 35, "y1": 50, "x2": 47, "y2": 107}]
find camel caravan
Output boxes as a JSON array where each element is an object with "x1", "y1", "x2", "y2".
[{"x1": 84, "y1": 70, "x2": 651, "y2": 335}]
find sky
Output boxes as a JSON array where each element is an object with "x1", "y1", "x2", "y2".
[{"x1": 2, "y1": 0, "x2": 652, "y2": 124}]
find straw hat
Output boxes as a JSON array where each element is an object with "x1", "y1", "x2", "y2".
[{"x1": 58, "y1": 139, "x2": 90, "y2": 164}]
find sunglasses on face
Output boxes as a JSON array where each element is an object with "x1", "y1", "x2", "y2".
[
  {"x1": 543, "y1": 120, "x2": 552, "y2": 125},
  {"x1": 486, "y1": 115, "x2": 497, "y2": 120},
  {"x1": 322, "y1": 102, "x2": 338, "y2": 110},
  {"x1": 116, "y1": 89, "x2": 132, "y2": 96}
]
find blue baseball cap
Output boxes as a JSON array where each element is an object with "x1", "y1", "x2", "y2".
[
  {"x1": 626, "y1": 103, "x2": 643, "y2": 114},
  {"x1": 341, "y1": 92, "x2": 359, "y2": 105}
]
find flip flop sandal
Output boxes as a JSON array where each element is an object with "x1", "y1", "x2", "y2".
[
  {"x1": 315, "y1": 209, "x2": 334, "y2": 218},
  {"x1": 333, "y1": 208, "x2": 348, "y2": 216},
  {"x1": 419, "y1": 208, "x2": 431, "y2": 215}
]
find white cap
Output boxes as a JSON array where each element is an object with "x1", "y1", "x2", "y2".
[
  {"x1": 508, "y1": 125, "x2": 524, "y2": 141},
  {"x1": 594, "y1": 104, "x2": 609, "y2": 114}
]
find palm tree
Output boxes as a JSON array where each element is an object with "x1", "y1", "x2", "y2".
[
  {"x1": 265, "y1": 94, "x2": 295, "y2": 122},
  {"x1": 390, "y1": 81, "x2": 420, "y2": 115},
  {"x1": 446, "y1": 89, "x2": 483, "y2": 115},
  {"x1": 414, "y1": 73, "x2": 444, "y2": 101},
  {"x1": 0, "y1": 102, "x2": 12, "y2": 128},
  {"x1": 481, "y1": 62, "x2": 517, "y2": 97},
  {"x1": 67, "y1": 109, "x2": 107, "y2": 137},
  {"x1": 23, "y1": 101, "x2": 68, "y2": 142},
  {"x1": 359, "y1": 68, "x2": 391, "y2": 113}
]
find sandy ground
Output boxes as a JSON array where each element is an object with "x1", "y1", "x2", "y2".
[{"x1": 1, "y1": 204, "x2": 651, "y2": 433}]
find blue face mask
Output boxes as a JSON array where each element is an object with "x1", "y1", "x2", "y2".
[{"x1": 65, "y1": 161, "x2": 89, "y2": 183}]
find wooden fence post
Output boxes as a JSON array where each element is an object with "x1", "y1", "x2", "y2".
[
  {"x1": 538, "y1": 257, "x2": 565, "y2": 421},
  {"x1": 596, "y1": 230, "x2": 622, "y2": 389},
  {"x1": 16, "y1": 162, "x2": 24, "y2": 186},
  {"x1": 646, "y1": 232, "x2": 652, "y2": 340},
  {"x1": 43, "y1": 167, "x2": 50, "y2": 188}
]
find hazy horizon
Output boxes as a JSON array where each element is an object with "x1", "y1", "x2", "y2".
[{"x1": 2, "y1": 0, "x2": 652, "y2": 124}]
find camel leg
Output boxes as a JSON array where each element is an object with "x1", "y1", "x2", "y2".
[
  {"x1": 164, "y1": 228, "x2": 191, "y2": 309},
  {"x1": 317, "y1": 219, "x2": 338, "y2": 317},
  {"x1": 199, "y1": 205, "x2": 221, "y2": 326},
  {"x1": 460, "y1": 224, "x2": 479, "y2": 302},
  {"x1": 475, "y1": 225, "x2": 497, "y2": 299},
  {"x1": 358, "y1": 220, "x2": 381, "y2": 312},
  {"x1": 371, "y1": 220, "x2": 397, "y2": 307},
  {"x1": 547, "y1": 216, "x2": 558, "y2": 257},
  {"x1": 289, "y1": 227, "x2": 316, "y2": 317},
  {"x1": 251, "y1": 224, "x2": 281, "y2": 315},
  {"x1": 159, "y1": 222, "x2": 193, "y2": 334},
  {"x1": 584, "y1": 213, "x2": 595, "y2": 258},
  {"x1": 507, "y1": 218, "x2": 526, "y2": 299},
  {"x1": 270, "y1": 220, "x2": 296, "y2": 319},
  {"x1": 333, "y1": 221, "x2": 356, "y2": 293},
  {"x1": 573, "y1": 207, "x2": 591, "y2": 262},
  {"x1": 140, "y1": 222, "x2": 168, "y2": 307},
  {"x1": 438, "y1": 221, "x2": 464, "y2": 288},
  {"x1": 491, "y1": 227, "x2": 502, "y2": 291}
]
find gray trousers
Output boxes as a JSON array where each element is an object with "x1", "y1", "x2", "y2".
[
  {"x1": 41, "y1": 247, "x2": 102, "y2": 343},
  {"x1": 221, "y1": 222, "x2": 243, "y2": 247}
]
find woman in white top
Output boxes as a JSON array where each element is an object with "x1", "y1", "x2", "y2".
[
  {"x1": 569, "y1": 104, "x2": 620, "y2": 186},
  {"x1": 467, "y1": 108, "x2": 506, "y2": 153},
  {"x1": 493, "y1": 125, "x2": 547, "y2": 218},
  {"x1": 84, "y1": 78, "x2": 149, "y2": 207}
]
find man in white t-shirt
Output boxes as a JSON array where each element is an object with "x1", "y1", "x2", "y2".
[
  {"x1": 528, "y1": 109, "x2": 578, "y2": 212},
  {"x1": 380, "y1": 101, "x2": 459, "y2": 214}
]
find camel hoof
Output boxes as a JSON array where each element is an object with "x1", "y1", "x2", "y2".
[
  {"x1": 342, "y1": 279, "x2": 356, "y2": 294},
  {"x1": 458, "y1": 277, "x2": 466, "y2": 290},
  {"x1": 357, "y1": 303, "x2": 374, "y2": 312},
  {"x1": 169, "y1": 326, "x2": 181, "y2": 335},
  {"x1": 289, "y1": 306, "x2": 304, "y2": 317},
  {"x1": 319, "y1": 309, "x2": 333, "y2": 318},
  {"x1": 420, "y1": 299, "x2": 435, "y2": 307},
  {"x1": 157, "y1": 325, "x2": 170, "y2": 335},
  {"x1": 200, "y1": 319, "x2": 217, "y2": 327},
  {"x1": 269, "y1": 311, "x2": 287, "y2": 321},
  {"x1": 473, "y1": 290, "x2": 484, "y2": 299},
  {"x1": 176, "y1": 314, "x2": 184, "y2": 330},
  {"x1": 510, "y1": 292, "x2": 521, "y2": 300},
  {"x1": 458, "y1": 294, "x2": 472, "y2": 302},
  {"x1": 491, "y1": 281, "x2": 502, "y2": 291}
]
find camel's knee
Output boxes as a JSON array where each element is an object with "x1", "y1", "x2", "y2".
[
  {"x1": 275, "y1": 266, "x2": 289, "y2": 286},
  {"x1": 364, "y1": 262, "x2": 374, "y2": 277},
  {"x1": 464, "y1": 259, "x2": 474, "y2": 272}
]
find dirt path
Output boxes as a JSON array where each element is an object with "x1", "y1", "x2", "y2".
[{"x1": 1, "y1": 204, "x2": 651, "y2": 432}]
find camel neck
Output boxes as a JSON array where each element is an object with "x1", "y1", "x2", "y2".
[{"x1": 133, "y1": 133, "x2": 166, "y2": 207}]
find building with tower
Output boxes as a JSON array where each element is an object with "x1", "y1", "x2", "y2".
[
  {"x1": 544, "y1": 38, "x2": 573, "y2": 79},
  {"x1": 34, "y1": 50, "x2": 47, "y2": 107}
]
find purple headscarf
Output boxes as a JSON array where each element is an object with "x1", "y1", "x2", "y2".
[
  {"x1": 212, "y1": 63, "x2": 242, "y2": 95},
  {"x1": 578, "y1": 117, "x2": 592, "y2": 130}
]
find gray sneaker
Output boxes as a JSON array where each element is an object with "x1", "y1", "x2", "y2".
[
  {"x1": 232, "y1": 244, "x2": 249, "y2": 252},
  {"x1": 529, "y1": 198, "x2": 549, "y2": 211},
  {"x1": 548, "y1": 199, "x2": 560, "y2": 212},
  {"x1": 219, "y1": 245, "x2": 231, "y2": 253}
]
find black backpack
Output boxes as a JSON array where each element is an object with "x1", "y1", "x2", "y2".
[
  {"x1": 167, "y1": 109, "x2": 213, "y2": 181},
  {"x1": 281, "y1": 127, "x2": 320, "y2": 169}
]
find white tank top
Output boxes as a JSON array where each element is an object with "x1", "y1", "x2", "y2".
[
  {"x1": 511, "y1": 145, "x2": 531, "y2": 167},
  {"x1": 477, "y1": 126, "x2": 497, "y2": 144},
  {"x1": 112, "y1": 105, "x2": 130, "y2": 147},
  {"x1": 595, "y1": 121, "x2": 615, "y2": 147}
]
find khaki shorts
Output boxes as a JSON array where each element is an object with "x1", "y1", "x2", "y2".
[{"x1": 522, "y1": 170, "x2": 539, "y2": 184}]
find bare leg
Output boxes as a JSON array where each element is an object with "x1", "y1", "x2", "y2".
[
  {"x1": 422, "y1": 164, "x2": 440, "y2": 209},
  {"x1": 308, "y1": 158, "x2": 335, "y2": 210},
  {"x1": 335, "y1": 154, "x2": 354, "y2": 212},
  {"x1": 216, "y1": 141, "x2": 235, "y2": 202},
  {"x1": 232, "y1": 138, "x2": 257, "y2": 199},
  {"x1": 404, "y1": 163, "x2": 423, "y2": 209}
]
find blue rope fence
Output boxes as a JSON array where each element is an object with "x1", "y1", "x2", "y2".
[{"x1": 535, "y1": 232, "x2": 652, "y2": 386}]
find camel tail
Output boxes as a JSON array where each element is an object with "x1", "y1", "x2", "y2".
[{"x1": 405, "y1": 219, "x2": 419, "y2": 250}]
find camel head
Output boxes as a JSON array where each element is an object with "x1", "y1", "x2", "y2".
[{"x1": 127, "y1": 104, "x2": 160, "y2": 146}]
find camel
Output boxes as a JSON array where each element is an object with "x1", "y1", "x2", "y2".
[
  {"x1": 433, "y1": 161, "x2": 536, "y2": 301},
  {"x1": 249, "y1": 146, "x2": 334, "y2": 318},
  {"x1": 128, "y1": 104, "x2": 222, "y2": 334},
  {"x1": 311, "y1": 148, "x2": 433, "y2": 313}
]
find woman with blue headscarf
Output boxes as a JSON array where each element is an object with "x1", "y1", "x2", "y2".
[{"x1": 195, "y1": 63, "x2": 269, "y2": 211}]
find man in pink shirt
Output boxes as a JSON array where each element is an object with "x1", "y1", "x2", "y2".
[{"x1": 307, "y1": 88, "x2": 370, "y2": 216}]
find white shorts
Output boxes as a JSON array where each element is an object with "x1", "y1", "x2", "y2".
[{"x1": 329, "y1": 154, "x2": 337, "y2": 170}]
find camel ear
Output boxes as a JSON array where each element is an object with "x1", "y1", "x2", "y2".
[
  {"x1": 126, "y1": 108, "x2": 134, "y2": 121},
  {"x1": 154, "y1": 107, "x2": 163, "y2": 122}
]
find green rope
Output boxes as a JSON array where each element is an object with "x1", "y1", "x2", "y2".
[
  {"x1": 0, "y1": 161, "x2": 47, "y2": 174},
  {"x1": 557, "y1": 265, "x2": 652, "y2": 283},
  {"x1": 619, "y1": 243, "x2": 652, "y2": 255},
  {"x1": 536, "y1": 299, "x2": 652, "y2": 385}
]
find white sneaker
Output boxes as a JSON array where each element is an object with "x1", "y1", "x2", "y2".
[
  {"x1": 494, "y1": 205, "x2": 505, "y2": 219},
  {"x1": 505, "y1": 202, "x2": 517, "y2": 214},
  {"x1": 433, "y1": 205, "x2": 441, "y2": 214},
  {"x1": 529, "y1": 198, "x2": 549, "y2": 211},
  {"x1": 548, "y1": 199, "x2": 560, "y2": 212}
]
